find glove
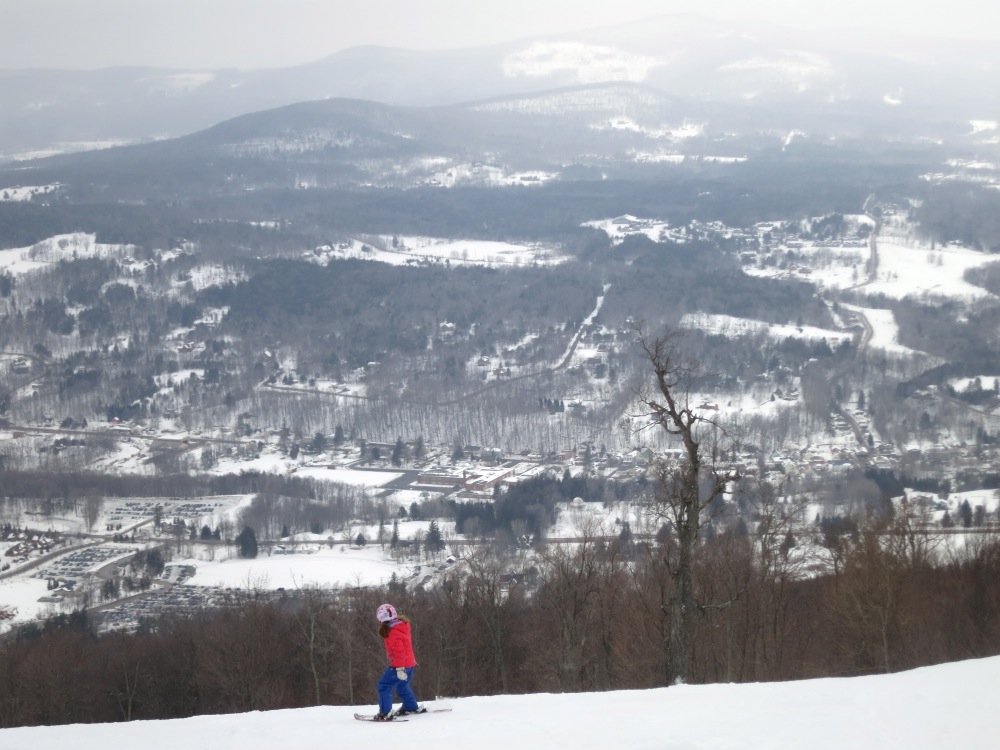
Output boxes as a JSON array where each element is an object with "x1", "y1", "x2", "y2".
[{"x1": 396, "y1": 667, "x2": 407, "y2": 681}]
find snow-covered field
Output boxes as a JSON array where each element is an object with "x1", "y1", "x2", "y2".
[
  {"x1": 0, "y1": 518, "x2": 446, "y2": 632},
  {"x1": 867, "y1": 238, "x2": 996, "y2": 301},
  {"x1": 1, "y1": 655, "x2": 996, "y2": 749},
  {"x1": 0, "y1": 183, "x2": 60, "y2": 202},
  {"x1": 582, "y1": 214, "x2": 672, "y2": 244},
  {"x1": 0, "y1": 232, "x2": 173, "y2": 278},
  {"x1": 840, "y1": 303, "x2": 931, "y2": 358},
  {"x1": 680, "y1": 312, "x2": 844, "y2": 344},
  {"x1": 171, "y1": 545, "x2": 414, "y2": 590},
  {"x1": 310, "y1": 236, "x2": 567, "y2": 268}
]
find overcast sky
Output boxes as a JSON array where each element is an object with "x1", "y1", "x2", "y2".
[{"x1": 2, "y1": 0, "x2": 999, "y2": 70}]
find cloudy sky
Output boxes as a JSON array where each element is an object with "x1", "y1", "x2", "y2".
[{"x1": 2, "y1": 0, "x2": 999, "y2": 70}]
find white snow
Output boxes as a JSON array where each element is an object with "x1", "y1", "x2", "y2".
[
  {"x1": 172, "y1": 545, "x2": 409, "y2": 590},
  {"x1": 840, "y1": 303, "x2": 926, "y2": 357},
  {"x1": 2, "y1": 140, "x2": 132, "y2": 161},
  {"x1": 744, "y1": 218, "x2": 995, "y2": 305},
  {"x1": 502, "y1": 42, "x2": 662, "y2": 83},
  {"x1": 783, "y1": 129, "x2": 806, "y2": 148},
  {"x1": 719, "y1": 51, "x2": 834, "y2": 84},
  {"x1": 591, "y1": 117, "x2": 704, "y2": 141},
  {"x1": 582, "y1": 215, "x2": 672, "y2": 245},
  {"x1": 948, "y1": 375, "x2": 1000, "y2": 392},
  {"x1": 0, "y1": 183, "x2": 60, "y2": 202},
  {"x1": 680, "y1": 312, "x2": 844, "y2": 344},
  {"x1": 313, "y1": 236, "x2": 568, "y2": 268},
  {"x1": 0, "y1": 656, "x2": 997, "y2": 749},
  {"x1": 866, "y1": 238, "x2": 995, "y2": 301},
  {"x1": 0, "y1": 233, "x2": 134, "y2": 277},
  {"x1": 413, "y1": 161, "x2": 559, "y2": 188},
  {"x1": 631, "y1": 150, "x2": 686, "y2": 164},
  {"x1": 293, "y1": 467, "x2": 404, "y2": 487}
]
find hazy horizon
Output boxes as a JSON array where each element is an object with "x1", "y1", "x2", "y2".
[{"x1": 2, "y1": 0, "x2": 999, "y2": 72}]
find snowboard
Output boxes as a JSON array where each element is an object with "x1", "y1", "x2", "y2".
[
  {"x1": 354, "y1": 707, "x2": 451, "y2": 722},
  {"x1": 354, "y1": 713, "x2": 409, "y2": 722}
]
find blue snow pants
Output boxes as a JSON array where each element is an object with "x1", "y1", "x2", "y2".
[{"x1": 377, "y1": 666, "x2": 418, "y2": 714}]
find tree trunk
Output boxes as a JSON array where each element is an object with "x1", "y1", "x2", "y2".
[{"x1": 667, "y1": 475, "x2": 699, "y2": 684}]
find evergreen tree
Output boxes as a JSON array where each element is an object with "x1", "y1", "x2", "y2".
[
  {"x1": 426, "y1": 520, "x2": 444, "y2": 554},
  {"x1": 959, "y1": 500, "x2": 973, "y2": 527},
  {"x1": 235, "y1": 527, "x2": 258, "y2": 559},
  {"x1": 618, "y1": 521, "x2": 632, "y2": 544},
  {"x1": 309, "y1": 431, "x2": 326, "y2": 453}
]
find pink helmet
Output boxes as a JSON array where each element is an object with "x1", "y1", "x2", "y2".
[{"x1": 376, "y1": 603, "x2": 397, "y2": 622}]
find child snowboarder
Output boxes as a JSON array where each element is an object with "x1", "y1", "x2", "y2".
[{"x1": 373, "y1": 603, "x2": 423, "y2": 721}]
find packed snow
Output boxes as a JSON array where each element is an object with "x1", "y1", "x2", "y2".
[{"x1": 0, "y1": 656, "x2": 997, "y2": 749}]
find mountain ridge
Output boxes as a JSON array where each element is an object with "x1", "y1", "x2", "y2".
[{"x1": 2, "y1": 14, "x2": 997, "y2": 161}]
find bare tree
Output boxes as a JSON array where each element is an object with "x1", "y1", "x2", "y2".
[
  {"x1": 631, "y1": 327, "x2": 740, "y2": 685},
  {"x1": 534, "y1": 537, "x2": 602, "y2": 690},
  {"x1": 291, "y1": 584, "x2": 335, "y2": 705}
]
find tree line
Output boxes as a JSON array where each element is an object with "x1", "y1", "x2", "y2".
[{"x1": 1, "y1": 519, "x2": 998, "y2": 728}]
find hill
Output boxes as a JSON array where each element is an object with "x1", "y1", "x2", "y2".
[
  {"x1": 1, "y1": 656, "x2": 997, "y2": 749},
  {"x1": 3, "y1": 13, "x2": 998, "y2": 160}
]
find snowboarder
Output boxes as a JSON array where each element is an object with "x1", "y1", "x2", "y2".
[{"x1": 373, "y1": 602, "x2": 422, "y2": 721}]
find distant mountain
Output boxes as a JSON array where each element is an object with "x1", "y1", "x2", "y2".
[
  {"x1": 8, "y1": 72, "x2": 993, "y2": 206},
  {"x1": 0, "y1": 81, "x2": 926, "y2": 204},
  {"x1": 2, "y1": 14, "x2": 998, "y2": 161}
]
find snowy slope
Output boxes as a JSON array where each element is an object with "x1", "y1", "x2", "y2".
[{"x1": 1, "y1": 656, "x2": 997, "y2": 749}]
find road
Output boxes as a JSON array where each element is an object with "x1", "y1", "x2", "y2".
[{"x1": 823, "y1": 198, "x2": 883, "y2": 461}]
